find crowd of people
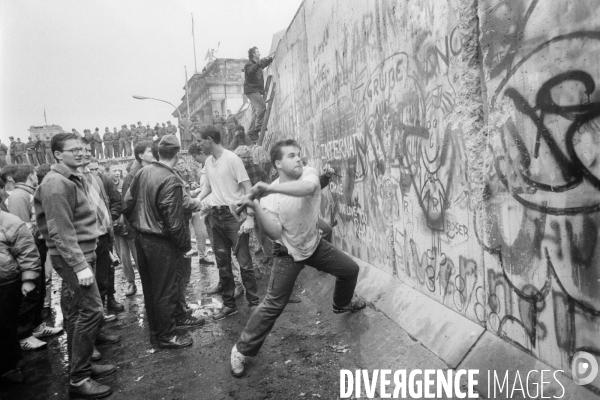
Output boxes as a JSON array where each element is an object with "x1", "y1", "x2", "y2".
[{"x1": 1, "y1": 47, "x2": 366, "y2": 399}]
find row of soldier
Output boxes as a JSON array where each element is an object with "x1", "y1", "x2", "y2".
[
  {"x1": 0, "y1": 121, "x2": 178, "y2": 166},
  {"x1": 0, "y1": 136, "x2": 55, "y2": 167},
  {"x1": 82, "y1": 121, "x2": 177, "y2": 159}
]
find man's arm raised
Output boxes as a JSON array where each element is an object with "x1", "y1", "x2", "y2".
[{"x1": 251, "y1": 174, "x2": 319, "y2": 199}]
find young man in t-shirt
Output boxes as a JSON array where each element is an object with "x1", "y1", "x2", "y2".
[
  {"x1": 197, "y1": 124, "x2": 259, "y2": 320},
  {"x1": 229, "y1": 139, "x2": 366, "y2": 377}
]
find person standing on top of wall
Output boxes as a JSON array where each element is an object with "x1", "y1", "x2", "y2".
[
  {"x1": 102, "y1": 128, "x2": 112, "y2": 159},
  {"x1": 26, "y1": 137, "x2": 37, "y2": 166},
  {"x1": 9, "y1": 137, "x2": 17, "y2": 165},
  {"x1": 93, "y1": 128, "x2": 103, "y2": 160},
  {"x1": 112, "y1": 128, "x2": 120, "y2": 158},
  {"x1": 244, "y1": 47, "x2": 273, "y2": 143},
  {"x1": 84, "y1": 130, "x2": 94, "y2": 156},
  {"x1": 43, "y1": 136, "x2": 53, "y2": 165},
  {"x1": 15, "y1": 138, "x2": 26, "y2": 165},
  {"x1": 35, "y1": 135, "x2": 45, "y2": 166}
]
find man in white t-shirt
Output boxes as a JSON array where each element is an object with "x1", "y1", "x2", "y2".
[
  {"x1": 229, "y1": 139, "x2": 366, "y2": 377},
  {"x1": 197, "y1": 124, "x2": 259, "y2": 320}
]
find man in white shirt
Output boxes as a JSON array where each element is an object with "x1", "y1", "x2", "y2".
[
  {"x1": 197, "y1": 124, "x2": 259, "y2": 320},
  {"x1": 229, "y1": 139, "x2": 365, "y2": 377}
]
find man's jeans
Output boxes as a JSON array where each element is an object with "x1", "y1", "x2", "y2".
[
  {"x1": 190, "y1": 212, "x2": 207, "y2": 258},
  {"x1": 44, "y1": 257, "x2": 53, "y2": 308},
  {"x1": 135, "y1": 234, "x2": 179, "y2": 341},
  {"x1": 236, "y1": 239, "x2": 359, "y2": 357},
  {"x1": 114, "y1": 234, "x2": 138, "y2": 283},
  {"x1": 95, "y1": 234, "x2": 111, "y2": 302},
  {"x1": 176, "y1": 254, "x2": 191, "y2": 318},
  {"x1": 52, "y1": 252, "x2": 103, "y2": 383},
  {"x1": 247, "y1": 92, "x2": 266, "y2": 139},
  {"x1": 209, "y1": 208, "x2": 259, "y2": 308}
]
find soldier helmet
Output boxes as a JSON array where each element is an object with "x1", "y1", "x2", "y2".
[{"x1": 9, "y1": 136, "x2": 14, "y2": 139}]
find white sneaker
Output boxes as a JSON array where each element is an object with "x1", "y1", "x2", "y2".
[
  {"x1": 103, "y1": 313, "x2": 117, "y2": 323},
  {"x1": 20, "y1": 335, "x2": 47, "y2": 350},
  {"x1": 32, "y1": 323, "x2": 63, "y2": 338},
  {"x1": 230, "y1": 344, "x2": 246, "y2": 378}
]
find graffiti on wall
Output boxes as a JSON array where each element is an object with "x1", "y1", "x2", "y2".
[
  {"x1": 479, "y1": 0, "x2": 600, "y2": 386},
  {"x1": 267, "y1": 0, "x2": 599, "y2": 387},
  {"x1": 268, "y1": 0, "x2": 482, "y2": 323}
]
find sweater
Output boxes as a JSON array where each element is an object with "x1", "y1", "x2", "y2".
[{"x1": 34, "y1": 163, "x2": 98, "y2": 272}]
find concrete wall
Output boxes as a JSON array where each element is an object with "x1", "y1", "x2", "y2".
[{"x1": 266, "y1": 0, "x2": 600, "y2": 388}]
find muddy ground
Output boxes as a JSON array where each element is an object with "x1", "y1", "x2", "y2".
[{"x1": 1, "y1": 244, "x2": 453, "y2": 400}]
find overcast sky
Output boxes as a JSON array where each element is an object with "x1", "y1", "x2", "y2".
[{"x1": 0, "y1": 0, "x2": 301, "y2": 143}]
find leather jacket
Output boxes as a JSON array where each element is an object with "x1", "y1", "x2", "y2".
[
  {"x1": 123, "y1": 161, "x2": 191, "y2": 253},
  {"x1": 244, "y1": 57, "x2": 273, "y2": 95}
]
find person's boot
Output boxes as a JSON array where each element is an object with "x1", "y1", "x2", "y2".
[
  {"x1": 68, "y1": 378, "x2": 112, "y2": 399},
  {"x1": 96, "y1": 331, "x2": 121, "y2": 345},
  {"x1": 176, "y1": 314, "x2": 205, "y2": 327},
  {"x1": 90, "y1": 364, "x2": 116, "y2": 379},
  {"x1": 125, "y1": 282, "x2": 137, "y2": 297},
  {"x1": 230, "y1": 344, "x2": 246, "y2": 378},
  {"x1": 158, "y1": 334, "x2": 193, "y2": 349},
  {"x1": 288, "y1": 292, "x2": 302, "y2": 304},
  {"x1": 107, "y1": 296, "x2": 124, "y2": 312},
  {"x1": 333, "y1": 296, "x2": 367, "y2": 314},
  {"x1": 212, "y1": 306, "x2": 238, "y2": 321}
]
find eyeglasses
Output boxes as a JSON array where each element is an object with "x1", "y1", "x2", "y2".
[{"x1": 62, "y1": 147, "x2": 91, "y2": 155}]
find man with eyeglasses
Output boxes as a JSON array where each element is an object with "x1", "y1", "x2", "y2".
[{"x1": 34, "y1": 133, "x2": 114, "y2": 399}]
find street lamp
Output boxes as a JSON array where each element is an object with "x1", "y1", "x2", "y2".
[{"x1": 132, "y1": 95, "x2": 182, "y2": 119}]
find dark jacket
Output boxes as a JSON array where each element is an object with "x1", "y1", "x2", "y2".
[
  {"x1": 0, "y1": 210, "x2": 40, "y2": 285},
  {"x1": 116, "y1": 161, "x2": 141, "y2": 237},
  {"x1": 34, "y1": 164, "x2": 98, "y2": 272},
  {"x1": 123, "y1": 162, "x2": 191, "y2": 253},
  {"x1": 97, "y1": 173, "x2": 121, "y2": 222},
  {"x1": 243, "y1": 57, "x2": 273, "y2": 95}
]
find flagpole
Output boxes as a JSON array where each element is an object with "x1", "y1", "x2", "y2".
[
  {"x1": 44, "y1": 105, "x2": 48, "y2": 126},
  {"x1": 185, "y1": 66, "x2": 190, "y2": 116},
  {"x1": 192, "y1": 13, "x2": 198, "y2": 73}
]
